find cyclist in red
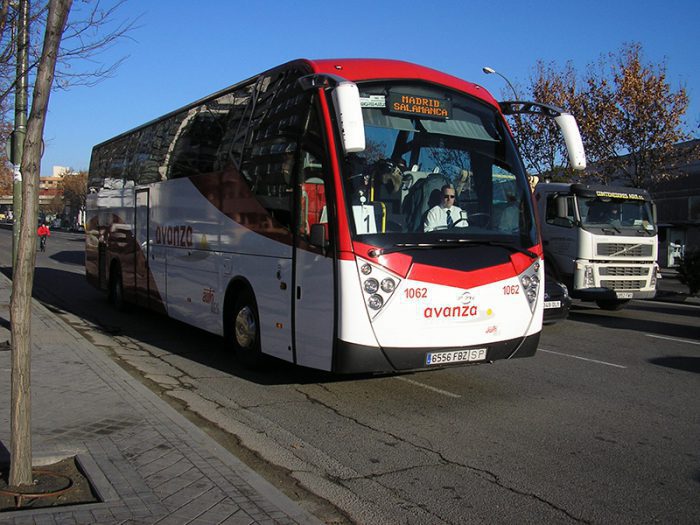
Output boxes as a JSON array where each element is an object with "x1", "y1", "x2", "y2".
[{"x1": 37, "y1": 223, "x2": 50, "y2": 252}]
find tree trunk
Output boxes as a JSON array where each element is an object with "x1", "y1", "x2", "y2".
[{"x1": 9, "y1": 0, "x2": 73, "y2": 488}]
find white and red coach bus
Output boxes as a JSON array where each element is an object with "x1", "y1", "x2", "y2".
[{"x1": 86, "y1": 59, "x2": 585, "y2": 373}]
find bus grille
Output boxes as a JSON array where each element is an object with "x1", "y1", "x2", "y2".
[
  {"x1": 599, "y1": 267, "x2": 650, "y2": 277},
  {"x1": 597, "y1": 243, "x2": 653, "y2": 257},
  {"x1": 600, "y1": 280, "x2": 646, "y2": 291}
]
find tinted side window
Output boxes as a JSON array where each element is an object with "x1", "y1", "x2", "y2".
[
  {"x1": 167, "y1": 84, "x2": 255, "y2": 180},
  {"x1": 240, "y1": 66, "x2": 311, "y2": 232},
  {"x1": 89, "y1": 80, "x2": 258, "y2": 190},
  {"x1": 545, "y1": 194, "x2": 575, "y2": 227}
]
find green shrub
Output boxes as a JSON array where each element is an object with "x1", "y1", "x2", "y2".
[{"x1": 677, "y1": 249, "x2": 700, "y2": 295}]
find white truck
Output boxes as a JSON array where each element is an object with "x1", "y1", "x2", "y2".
[{"x1": 534, "y1": 183, "x2": 658, "y2": 310}]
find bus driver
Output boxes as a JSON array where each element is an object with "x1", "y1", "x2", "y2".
[{"x1": 424, "y1": 184, "x2": 468, "y2": 232}]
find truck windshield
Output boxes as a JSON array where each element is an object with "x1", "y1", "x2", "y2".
[
  {"x1": 578, "y1": 197, "x2": 656, "y2": 233},
  {"x1": 338, "y1": 82, "x2": 537, "y2": 249}
]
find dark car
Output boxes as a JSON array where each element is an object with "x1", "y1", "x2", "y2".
[{"x1": 543, "y1": 275, "x2": 571, "y2": 324}]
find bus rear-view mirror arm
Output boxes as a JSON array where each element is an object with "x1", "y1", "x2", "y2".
[
  {"x1": 500, "y1": 100, "x2": 586, "y2": 171},
  {"x1": 298, "y1": 74, "x2": 366, "y2": 154}
]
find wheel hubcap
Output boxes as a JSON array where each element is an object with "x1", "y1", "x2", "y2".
[{"x1": 234, "y1": 306, "x2": 256, "y2": 349}]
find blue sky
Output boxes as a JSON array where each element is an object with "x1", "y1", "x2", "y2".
[{"x1": 39, "y1": 0, "x2": 700, "y2": 175}]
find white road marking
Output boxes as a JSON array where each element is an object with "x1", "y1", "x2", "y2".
[
  {"x1": 645, "y1": 334, "x2": 700, "y2": 346},
  {"x1": 394, "y1": 376, "x2": 461, "y2": 398},
  {"x1": 539, "y1": 348, "x2": 627, "y2": 369},
  {"x1": 635, "y1": 299, "x2": 700, "y2": 309}
]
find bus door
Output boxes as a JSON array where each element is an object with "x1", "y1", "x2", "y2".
[
  {"x1": 134, "y1": 188, "x2": 150, "y2": 308},
  {"x1": 293, "y1": 147, "x2": 335, "y2": 370}
]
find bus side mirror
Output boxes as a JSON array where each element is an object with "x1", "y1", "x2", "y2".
[
  {"x1": 310, "y1": 223, "x2": 329, "y2": 251},
  {"x1": 332, "y1": 82, "x2": 365, "y2": 154},
  {"x1": 554, "y1": 113, "x2": 586, "y2": 170}
]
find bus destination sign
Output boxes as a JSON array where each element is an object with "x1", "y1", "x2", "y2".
[{"x1": 387, "y1": 93, "x2": 452, "y2": 120}]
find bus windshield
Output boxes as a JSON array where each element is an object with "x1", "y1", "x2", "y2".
[
  {"x1": 578, "y1": 196, "x2": 656, "y2": 233},
  {"x1": 339, "y1": 82, "x2": 537, "y2": 248}
]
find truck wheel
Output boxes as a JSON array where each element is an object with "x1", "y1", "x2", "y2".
[
  {"x1": 227, "y1": 289, "x2": 262, "y2": 368},
  {"x1": 595, "y1": 299, "x2": 629, "y2": 311}
]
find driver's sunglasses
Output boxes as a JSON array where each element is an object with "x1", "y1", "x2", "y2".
[{"x1": 443, "y1": 194, "x2": 456, "y2": 199}]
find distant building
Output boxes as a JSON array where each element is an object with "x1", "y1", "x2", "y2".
[
  {"x1": 0, "y1": 165, "x2": 75, "y2": 213},
  {"x1": 651, "y1": 139, "x2": 700, "y2": 267}
]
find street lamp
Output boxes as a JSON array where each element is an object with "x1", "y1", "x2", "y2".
[{"x1": 482, "y1": 66, "x2": 518, "y2": 100}]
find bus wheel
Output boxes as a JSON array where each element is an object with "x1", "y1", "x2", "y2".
[
  {"x1": 108, "y1": 266, "x2": 127, "y2": 312},
  {"x1": 595, "y1": 299, "x2": 629, "y2": 311},
  {"x1": 230, "y1": 291, "x2": 262, "y2": 367}
]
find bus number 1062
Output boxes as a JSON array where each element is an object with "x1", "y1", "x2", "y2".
[{"x1": 405, "y1": 287, "x2": 428, "y2": 299}]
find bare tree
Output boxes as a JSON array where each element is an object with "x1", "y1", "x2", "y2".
[
  {"x1": 10, "y1": 0, "x2": 72, "y2": 487},
  {"x1": 0, "y1": 1, "x2": 135, "y2": 147}
]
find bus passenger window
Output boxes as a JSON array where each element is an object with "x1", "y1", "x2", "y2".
[{"x1": 298, "y1": 150, "x2": 326, "y2": 237}]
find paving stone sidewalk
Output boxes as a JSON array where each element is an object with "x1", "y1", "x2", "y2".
[{"x1": 0, "y1": 273, "x2": 320, "y2": 524}]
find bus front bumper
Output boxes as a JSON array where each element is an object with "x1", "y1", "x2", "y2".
[{"x1": 332, "y1": 333, "x2": 540, "y2": 374}]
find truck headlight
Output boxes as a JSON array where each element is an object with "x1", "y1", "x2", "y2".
[{"x1": 583, "y1": 266, "x2": 594, "y2": 288}]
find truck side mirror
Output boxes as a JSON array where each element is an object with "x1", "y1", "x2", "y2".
[
  {"x1": 554, "y1": 196, "x2": 568, "y2": 218},
  {"x1": 552, "y1": 196, "x2": 574, "y2": 227}
]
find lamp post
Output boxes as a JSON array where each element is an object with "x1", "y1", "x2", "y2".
[
  {"x1": 482, "y1": 66, "x2": 518, "y2": 100},
  {"x1": 11, "y1": 0, "x2": 29, "y2": 271}
]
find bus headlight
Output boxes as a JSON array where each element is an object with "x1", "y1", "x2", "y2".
[
  {"x1": 519, "y1": 260, "x2": 542, "y2": 312},
  {"x1": 368, "y1": 294, "x2": 384, "y2": 310},
  {"x1": 364, "y1": 278, "x2": 379, "y2": 294},
  {"x1": 357, "y1": 258, "x2": 401, "y2": 319},
  {"x1": 381, "y1": 278, "x2": 396, "y2": 293}
]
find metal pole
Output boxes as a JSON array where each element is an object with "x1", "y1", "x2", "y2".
[
  {"x1": 12, "y1": 0, "x2": 29, "y2": 271},
  {"x1": 482, "y1": 66, "x2": 519, "y2": 100}
]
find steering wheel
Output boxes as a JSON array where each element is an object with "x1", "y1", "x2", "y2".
[
  {"x1": 468, "y1": 213, "x2": 491, "y2": 227},
  {"x1": 449, "y1": 218, "x2": 468, "y2": 229}
]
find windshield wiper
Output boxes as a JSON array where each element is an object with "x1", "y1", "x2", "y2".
[
  {"x1": 368, "y1": 243, "x2": 451, "y2": 257},
  {"x1": 601, "y1": 226, "x2": 621, "y2": 234},
  {"x1": 368, "y1": 239, "x2": 537, "y2": 259}
]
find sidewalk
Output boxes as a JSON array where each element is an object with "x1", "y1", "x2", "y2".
[{"x1": 0, "y1": 273, "x2": 321, "y2": 524}]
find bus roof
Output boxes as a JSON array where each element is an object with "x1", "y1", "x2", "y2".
[
  {"x1": 92, "y1": 58, "x2": 500, "y2": 151},
  {"x1": 305, "y1": 58, "x2": 498, "y2": 108}
]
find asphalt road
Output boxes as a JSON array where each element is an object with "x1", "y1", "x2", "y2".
[{"x1": 1, "y1": 227, "x2": 699, "y2": 524}]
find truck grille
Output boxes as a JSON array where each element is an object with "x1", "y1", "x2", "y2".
[
  {"x1": 597, "y1": 243, "x2": 653, "y2": 257},
  {"x1": 600, "y1": 280, "x2": 646, "y2": 291},
  {"x1": 599, "y1": 267, "x2": 650, "y2": 277}
]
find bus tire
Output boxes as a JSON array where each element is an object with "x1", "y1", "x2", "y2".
[
  {"x1": 108, "y1": 264, "x2": 128, "y2": 312},
  {"x1": 228, "y1": 289, "x2": 262, "y2": 367},
  {"x1": 595, "y1": 299, "x2": 629, "y2": 311}
]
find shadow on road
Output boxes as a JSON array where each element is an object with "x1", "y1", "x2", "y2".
[
  {"x1": 50, "y1": 250, "x2": 85, "y2": 266},
  {"x1": 568, "y1": 303, "x2": 700, "y2": 343},
  {"x1": 648, "y1": 356, "x2": 700, "y2": 374},
  {"x1": 1, "y1": 265, "x2": 377, "y2": 387}
]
